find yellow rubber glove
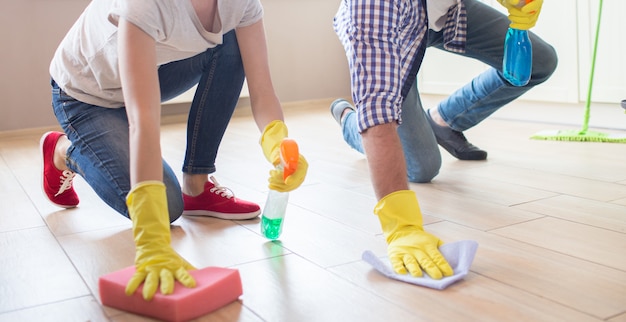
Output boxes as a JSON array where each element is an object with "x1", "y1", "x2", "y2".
[
  {"x1": 260, "y1": 120, "x2": 308, "y2": 192},
  {"x1": 125, "y1": 181, "x2": 196, "y2": 300},
  {"x1": 374, "y1": 190, "x2": 453, "y2": 279},
  {"x1": 499, "y1": 0, "x2": 543, "y2": 30},
  {"x1": 268, "y1": 155, "x2": 308, "y2": 192}
]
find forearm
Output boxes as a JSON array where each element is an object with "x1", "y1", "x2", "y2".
[
  {"x1": 361, "y1": 122, "x2": 409, "y2": 200},
  {"x1": 250, "y1": 95, "x2": 283, "y2": 131},
  {"x1": 236, "y1": 20, "x2": 284, "y2": 132},
  {"x1": 117, "y1": 18, "x2": 163, "y2": 185},
  {"x1": 128, "y1": 124, "x2": 163, "y2": 185}
]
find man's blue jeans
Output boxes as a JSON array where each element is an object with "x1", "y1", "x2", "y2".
[
  {"x1": 51, "y1": 30, "x2": 245, "y2": 221},
  {"x1": 340, "y1": 0, "x2": 558, "y2": 183}
]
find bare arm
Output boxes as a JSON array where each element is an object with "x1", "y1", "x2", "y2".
[
  {"x1": 236, "y1": 19, "x2": 284, "y2": 132},
  {"x1": 117, "y1": 18, "x2": 163, "y2": 185}
]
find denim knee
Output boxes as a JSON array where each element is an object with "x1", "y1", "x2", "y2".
[
  {"x1": 164, "y1": 166, "x2": 184, "y2": 223},
  {"x1": 408, "y1": 171, "x2": 438, "y2": 184},
  {"x1": 167, "y1": 194, "x2": 184, "y2": 223},
  {"x1": 406, "y1": 151, "x2": 441, "y2": 183},
  {"x1": 530, "y1": 39, "x2": 558, "y2": 85}
]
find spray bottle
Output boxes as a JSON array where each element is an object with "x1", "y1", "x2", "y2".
[
  {"x1": 502, "y1": 0, "x2": 532, "y2": 87},
  {"x1": 261, "y1": 138, "x2": 299, "y2": 240}
]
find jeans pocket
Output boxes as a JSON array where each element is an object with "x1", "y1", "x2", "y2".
[
  {"x1": 58, "y1": 89, "x2": 77, "y2": 103},
  {"x1": 51, "y1": 80, "x2": 77, "y2": 103}
]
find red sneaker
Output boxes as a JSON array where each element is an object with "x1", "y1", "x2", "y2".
[
  {"x1": 40, "y1": 131, "x2": 79, "y2": 208},
  {"x1": 183, "y1": 176, "x2": 260, "y2": 220}
]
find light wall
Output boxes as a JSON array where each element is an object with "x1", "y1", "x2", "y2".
[
  {"x1": 0, "y1": 0, "x2": 351, "y2": 132},
  {"x1": 262, "y1": 0, "x2": 350, "y2": 103},
  {"x1": 0, "y1": 0, "x2": 89, "y2": 132}
]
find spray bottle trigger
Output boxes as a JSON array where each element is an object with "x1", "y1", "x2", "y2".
[{"x1": 280, "y1": 138, "x2": 299, "y2": 180}]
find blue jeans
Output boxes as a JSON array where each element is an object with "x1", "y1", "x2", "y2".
[
  {"x1": 340, "y1": 0, "x2": 558, "y2": 183},
  {"x1": 51, "y1": 30, "x2": 245, "y2": 222}
]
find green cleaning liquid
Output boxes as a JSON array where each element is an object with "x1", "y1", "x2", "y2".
[{"x1": 261, "y1": 215, "x2": 283, "y2": 240}]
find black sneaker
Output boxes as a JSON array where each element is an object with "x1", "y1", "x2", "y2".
[
  {"x1": 426, "y1": 111, "x2": 487, "y2": 160},
  {"x1": 330, "y1": 99, "x2": 354, "y2": 126}
]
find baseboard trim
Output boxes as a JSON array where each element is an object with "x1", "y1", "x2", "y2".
[{"x1": 0, "y1": 97, "x2": 341, "y2": 139}]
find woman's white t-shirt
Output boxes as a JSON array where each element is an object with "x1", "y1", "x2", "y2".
[{"x1": 50, "y1": 0, "x2": 263, "y2": 108}]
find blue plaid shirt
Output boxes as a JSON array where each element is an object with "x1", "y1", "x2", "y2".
[{"x1": 334, "y1": 0, "x2": 467, "y2": 132}]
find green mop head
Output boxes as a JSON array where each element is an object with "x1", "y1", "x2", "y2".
[
  {"x1": 530, "y1": 0, "x2": 626, "y2": 144},
  {"x1": 531, "y1": 129, "x2": 626, "y2": 143}
]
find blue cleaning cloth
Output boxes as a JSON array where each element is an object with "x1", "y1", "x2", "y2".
[{"x1": 362, "y1": 240, "x2": 478, "y2": 290}]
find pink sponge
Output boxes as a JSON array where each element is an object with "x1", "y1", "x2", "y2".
[{"x1": 99, "y1": 266, "x2": 242, "y2": 322}]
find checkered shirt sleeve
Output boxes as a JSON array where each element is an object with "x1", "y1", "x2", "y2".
[{"x1": 333, "y1": 0, "x2": 467, "y2": 132}]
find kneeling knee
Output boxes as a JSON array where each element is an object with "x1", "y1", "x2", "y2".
[{"x1": 407, "y1": 168, "x2": 439, "y2": 183}]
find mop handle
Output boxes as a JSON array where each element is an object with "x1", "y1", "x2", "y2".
[{"x1": 582, "y1": 0, "x2": 603, "y2": 133}]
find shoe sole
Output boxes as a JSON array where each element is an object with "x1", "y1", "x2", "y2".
[
  {"x1": 435, "y1": 138, "x2": 488, "y2": 160},
  {"x1": 425, "y1": 113, "x2": 487, "y2": 161},
  {"x1": 40, "y1": 131, "x2": 78, "y2": 209},
  {"x1": 182, "y1": 209, "x2": 261, "y2": 220}
]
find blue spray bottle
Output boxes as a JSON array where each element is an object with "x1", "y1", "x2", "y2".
[
  {"x1": 502, "y1": 0, "x2": 532, "y2": 86},
  {"x1": 261, "y1": 138, "x2": 299, "y2": 240}
]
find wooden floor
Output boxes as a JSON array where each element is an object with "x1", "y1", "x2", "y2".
[{"x1": 1, "y1": 97, "x2": 626, "y2": 321}]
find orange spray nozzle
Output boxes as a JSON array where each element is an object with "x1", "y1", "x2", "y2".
[{"x1": 280, "y1": 138, "x2": 299, "y2": 180}]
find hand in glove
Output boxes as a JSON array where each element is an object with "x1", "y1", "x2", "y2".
[
  {"x1": 125, "y1": 181, "x2": 196, "y2": 300},
  {"x1": 260, "y1": 120, "x2": 308, "y2": 192},
  {"x1": 499, "y1": 0, "x2": 543, "y2": 30},
  {"x1": 374, "y1": 190, "x2": 453, "y2": 279}
]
